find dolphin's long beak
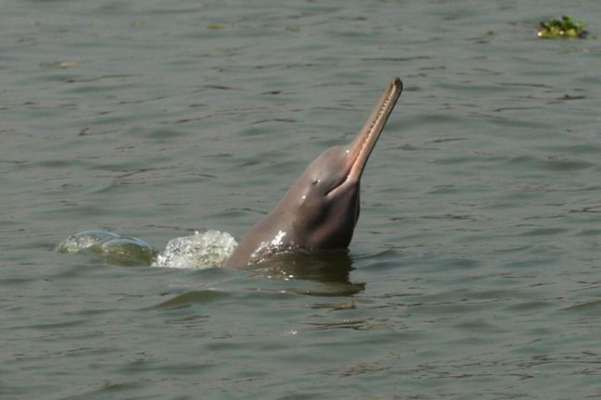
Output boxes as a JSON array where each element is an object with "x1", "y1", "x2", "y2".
[{"x1": 346, "y1": 78, "x2": 402, "y2": 182}]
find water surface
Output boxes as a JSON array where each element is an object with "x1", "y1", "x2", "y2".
[{"x1": 2, "y1": 1, "x2": 601, "y2": 399}]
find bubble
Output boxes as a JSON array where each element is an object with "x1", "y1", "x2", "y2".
[
  {"x1": 56, "y1": 230, "x2": 121, "y2": 254},
  {"x1": 153, "y1": 230, "x2": 238, "y2": 269},
  {"x1": 56, "y1": 230, "x2": 156, "y2": 266}
]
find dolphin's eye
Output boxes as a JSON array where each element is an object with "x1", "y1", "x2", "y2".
[{"x1": 312, "y1": 179, "x2": 320, "y2": 186}]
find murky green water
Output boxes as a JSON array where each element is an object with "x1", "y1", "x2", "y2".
[{"x1": 3, "y1": 1, "x2": 601, "y2": 399}]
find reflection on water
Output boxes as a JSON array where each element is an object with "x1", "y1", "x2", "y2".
[
  {"x1": 249, "y1": 251, "x2": 366, "y2": 296},
  {"x1": 156, "y1": 289, "x2": 230, "y2": 309},
  {"x1": 252, "y1": 250, "x2": 354, "y2": 282},
  {"x1": 156, "y1": 251, "x2": 365, "y2": 310}
]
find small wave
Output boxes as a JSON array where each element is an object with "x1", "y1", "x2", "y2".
[
  {"x1": 56, "y1": 230, "x2": 157, "y2": 266},
  {"x1": 152, "y1": 230, "x2": 237, "y2": 270},
  {"x1": 57, "y1": 229, "x2": 237, "y2": 268}
]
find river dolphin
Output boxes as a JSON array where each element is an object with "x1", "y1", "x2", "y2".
[{"x1": 225, "y1": 78, "x2": 403, "y2": 268}]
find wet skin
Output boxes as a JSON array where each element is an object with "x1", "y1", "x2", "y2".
[{"x1": 225, "y1": 78, "x2": 403, "y2": 268}]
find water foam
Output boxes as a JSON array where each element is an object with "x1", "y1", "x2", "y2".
[{"x1": 152, "y1": 230, "x2": 238, "y2": 269}]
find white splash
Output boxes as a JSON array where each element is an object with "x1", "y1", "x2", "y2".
[{"x1": 153, "y1": 230, "x2": 238, "y2": 269}]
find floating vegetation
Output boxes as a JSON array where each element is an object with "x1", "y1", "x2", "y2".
[
  {"x1": 537, "y1": 16, "x2": 588, "y2": 39},
  {"x1": 207, "y1": 23, "x2": 225, "y2": 30}
]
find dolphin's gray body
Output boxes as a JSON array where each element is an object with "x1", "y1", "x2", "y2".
[{"x1": 225, "y1": 78, "x2": 403, "y2": 268}]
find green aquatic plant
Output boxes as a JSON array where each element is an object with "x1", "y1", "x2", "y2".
[{"x1": 537, "y1": 16, "x2": 588, "y2": 39}]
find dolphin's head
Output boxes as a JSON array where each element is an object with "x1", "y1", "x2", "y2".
[{"x1": 283, "y1": 78, "x2": 403, "y2": 250}]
